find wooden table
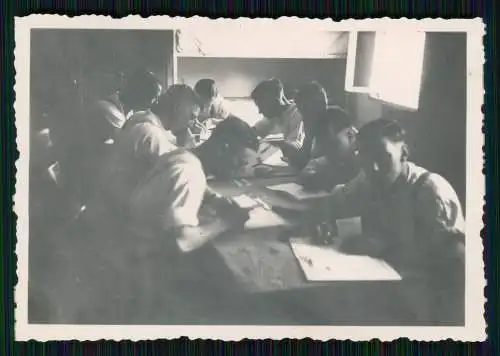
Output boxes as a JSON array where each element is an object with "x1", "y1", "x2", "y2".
[
  {"x1": 205, "y1": 176, "x2": 465, "y2": 325},
  {"x1": 28, "y1": 174, "x2": 464, "y2": 326}
]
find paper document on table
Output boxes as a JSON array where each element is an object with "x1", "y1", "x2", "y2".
[
  {"x1": 261, "y1": 133, "x2": 284, "y2": 141},
  {"x1": 245, "y1": 207, "x2": 291, "y2": 229},
  {"x1": 289, "y1": 237, "x2": 402, "y2": 281},
  {"x1": 232, "y1": 195, "x2": 260, "y2": 209},
  {"x1": 261, "y1": 149, "x2": 288, "y2": 167},
  {"x1": 267, "y1": 182, "x2": 334, "y2": 200}
]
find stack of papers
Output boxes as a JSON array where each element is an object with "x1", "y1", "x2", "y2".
[
  {"x1": 267, "y1": 182, "x2": 334, "y2": 200},
  {"x1": 289, "y1": 237, "x2": 402, "y2": 281}
]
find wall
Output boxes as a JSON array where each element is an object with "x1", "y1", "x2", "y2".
[
  {"x1": 178, "y1": 57, "x2": 347, "y2": 105},
  {"x1": 29, "y1": 29, "x2": 175, "y2": 214},
  {"x1": 348, "y1": 33, "x2": 467, "y2": 207},
  {"x1": 30, "y1": 29, "x2": 174, "y2": 133}
]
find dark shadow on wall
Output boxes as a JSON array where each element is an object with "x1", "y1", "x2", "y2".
[{"x1": 382, "y1": 32, "x2": 467, "y2": 209}]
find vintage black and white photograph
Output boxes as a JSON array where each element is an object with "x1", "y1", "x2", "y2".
[{"x1": 14, "y1": 16, "x2": 485, "y2": 341}]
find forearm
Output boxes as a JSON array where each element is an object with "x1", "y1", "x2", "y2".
[
  {"x1": 174, "y1": 220, "x2": 228, "y2": 253},
  {"x1": 283, "y1": 136, "x2": 314, "y2": 170},
  {"x1": 203, "y1": 186, "x2": 221, "y2": 204}
]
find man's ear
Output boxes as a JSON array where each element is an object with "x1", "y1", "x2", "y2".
[{"x1": 401, "y1": 143, "x2": 410, "y2": 162}]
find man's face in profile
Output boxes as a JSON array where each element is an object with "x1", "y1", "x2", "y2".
[
  {"x1": 255, "y1": 97, "x2": 280, "y2": 119},
  {"x1": 169, "y1": 104, "x2": 200, "y2": 133},
  {"x1": 358, "y1": 137, "x2": 406, "y2": 189}
]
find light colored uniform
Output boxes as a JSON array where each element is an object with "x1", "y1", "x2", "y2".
[
  {"x1": 101, "y1": 110, "x2": 178, "y2": 209},
  {"x1": 254, "y1": 103, "x2": 305, "y2": 150},
  {"x1": 330, "y1": 162, "x2": 465, "y2": 244},
  {"x1": 197, "y1": 95, "x2": 231, "y2": 123},
  {"x1": 130, "y1": 149, "x2": 207, "y2": 235},
  {"x1": 327, "y1": 162, "x2": 465, "y2": 321}
]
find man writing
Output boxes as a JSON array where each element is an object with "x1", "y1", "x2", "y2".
[
  {"x1": 100, "y1": 84, "x2": 200, "y2": 209},
  {"x1": 130, "y1": 116, "x2": 260, "y2": 253},
  {"x1": 310, "y1": 118, "x2": 465, "y2": 321},
  {"x1": 251, "y1": 78, "x2": 305, "y2": 164},
  {"x1": 298, "y1": 106, "x2": 359, "y2": 191}
]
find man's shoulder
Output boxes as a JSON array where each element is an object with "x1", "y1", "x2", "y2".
[
  {"x1": 125, "y1": 112, "x2": 161, "y2": 135},
  {"x1": 154, "y1": 149, "x2": 204, "y2": 178},
  {"x1": 160, "y1": 148, "x2": 201, "y2": 167},
  {"x1": 408, "y1": 163, "x2": 460, "y2": 204}
]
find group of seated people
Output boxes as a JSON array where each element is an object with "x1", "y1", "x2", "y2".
[{"x1": 86, "y1": 70, "x2": 465, "y2": 294}]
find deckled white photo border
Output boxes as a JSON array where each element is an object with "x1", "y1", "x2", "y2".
[{"x1": 13, "y1": 15, "x2": 486, "y2": 342}]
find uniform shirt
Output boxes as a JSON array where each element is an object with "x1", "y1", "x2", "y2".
[
  {"x1": 254, "y1": 103, "x2": 305, "y2": 150},
  {"x1": 90, "y1": 93, "x2": 130, "y2": 143},
  {"x1": 129, "y1": 149, "x2": 207, "y2": 235},
  {"x1": 327, "y1": 162, "x2": 465, "y2": 273},
  {"x1": 97, "y1": 93, "x2": 128, "y2": 129},
  {"x1": 197, "y1": 95, "x2": 231, "y2": 123},
  {"x1": 101, "y1": 110, "x2": 178, "y2": 209}
]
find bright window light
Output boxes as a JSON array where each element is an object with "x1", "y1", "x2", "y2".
[
  {"x1": 368, "y1": 31, "x2": 426, "y2": 111},
  {"x1": 344, "y1": 31, "x2": 376, "y2": 93}
]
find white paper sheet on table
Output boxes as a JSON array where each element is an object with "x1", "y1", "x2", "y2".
[
  {"x1": 261, "y1": 133, "x2": 284, "y2": 141},
  {"x1": 267, "y1": 182, "x2": 334, "y2": 200},
  {"x1": 289, "y1": 237, "x2": 402, "y2": 281},
  {"x1": 230, "y1": 195, "x2": 291, "y2": 228},
  {"x1": 261, "y1": 149, "x2": 288, "y2": 167},
  {"x1": 245, "y1": 207, "x2": 291, "y2": 229},
  {"x1": 232, "y1": 194, "x2": 260, "y2": 209}
]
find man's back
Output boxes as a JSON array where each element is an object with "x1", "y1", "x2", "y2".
[
  {"x1": 129, "y1": 149, "x2": 207, "y2": 236},
  {"x1": 100, "y1": 110, "x2": 178, "y2": 209}
]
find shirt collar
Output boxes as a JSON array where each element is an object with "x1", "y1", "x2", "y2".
[
  {"x1": 129, "y1": 109, "x2": 164, "y2": 129},
  {"x1": 368, "y1": 162, "x2": 411, "y2": 200}
]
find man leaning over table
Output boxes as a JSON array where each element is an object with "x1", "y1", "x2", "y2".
[
  {"x1": 129, "y1": 116, "x2": 260, "y2": 253},
  {"x1": 309, "y1": 118, "x2": 465, "y2": 322},
  {"x1": 100, "y1": 83, "x2": 232, "y2": 215},
  {"x1": 100, "y1": 84, "x2": 199, "y2": 209},
  {"x1": 251, "y1": 78, "x2": 305, "y2": 163}
]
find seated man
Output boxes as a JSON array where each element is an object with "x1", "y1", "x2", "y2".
[
  {"x1": 284, "y1": 81, "x2": 329, "y2": 170},
  {"x1": 309, "y1": 118, "x2": 465, "y2": 321},
  {"x1": 100, "y1": 84, "x2": 200, "y2": 209},
  {"x1": 129, "y1": 117, "x2": 260, "y2": 253},
  {"x1": 85, "y1": 70, "x2": 163, "y2": 198},
  {"x1": 88, "y1": 70, "x2": 163, "y2": 145},
  {"x1": 175, "y1": 79, "x2": 232, "y2": 149},
  {"x1": 298, "y1": 106, "x2": 359, "y2": 191},
  {"x1": 251, "y1": 78, "x2": 305, "y2": 163},
  {"x1": 194, "y1": 78, "x2": 232, "y2": 125}
]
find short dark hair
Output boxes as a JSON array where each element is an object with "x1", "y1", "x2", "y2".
[
  {"x1": 120, "y1": 70, "x2": 162, "y2": 109},
  {"x1": 207, "y1": 116, "x2": 259, "y2": 152},
  {"x1": 251, "y1": 78, "x2": 284, "y2": 103},
  {"x1": 324, "y1": 106, "x2": 354, "y2": 134},
  {"x1": 152, "y1": 84, "x2": 200, "y2": 117},
  {"x1": 295, "y1": 82, "x2": 328, "y2": 108},
  {"x1": 194, "y1": 79, "x2": 218, "y2": 99},
  {"x1": 357, "y1": 118, "x2": 406, "y2": 145}
]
